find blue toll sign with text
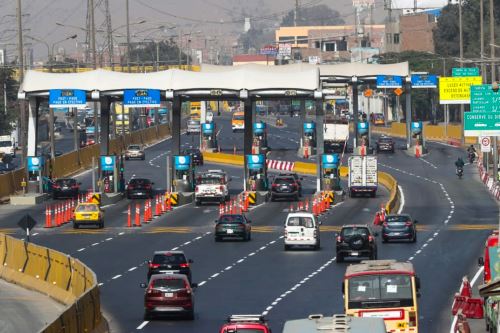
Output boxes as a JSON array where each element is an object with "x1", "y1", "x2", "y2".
[
  {"x1": 253, "y1": 122, "x2": 266, "y2": 135},
  {"x1": 124, "y1": 89, "x2": 161, "y2": 107},
  {"x1": 27, "y1": 156, "x2": 44, "y2": 172},
  {"x1": 100, "y1": 156, "x2": 116, "y2": 172},
  {"x1": 376, "y1": 75, "x2": 403, "y2": 88},
  {"x1": 358, "y1": 122, "x2": 369, "y2": 135},
  {"x1": 202, "y1": 123, "x2": 214, "y2": 134},
  {"x1": 174, "y1": 155, "x2": 191, "y2": 171},
  {"x1": 246, "y1": 154, "x2": 265, "y2": 170},
  {"x1": 49, "y1": 89, "x2": 87, "y2": 108},
  {"x1": 411, "y1": 74, "x2": 437, "y2": 89},
  {"x1": 322, "y1": 154, "x2": 339, "y2": 169},
  {"x1": 411, "y1": 121, "x2": 423, "y2": 134},
  {"x1": 303, "y1": 122, "x2": 315, "y2": 133}
]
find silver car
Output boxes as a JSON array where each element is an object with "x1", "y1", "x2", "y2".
[{"x1": 125, "y1": 144, "x2": 145, "y2": 160}]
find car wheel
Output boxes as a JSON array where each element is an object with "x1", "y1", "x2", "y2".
[
  {"x1": 382, "y1": 237, "x2": 388, "y2": 243},
  {"x1": 336, "y1": 253, "x2": 343, "y2": 263},
  {"x1": 215, "y1": 236, "x2": 221, "y2": 242},
  {"x1": 99, "y1": 221, "x2": 104, "y2": 229},
  {"x1": 73, "y1": 223, "x2": 79, "y2": 229},
  {"x1": 247, "y1": 233, "x2": 251, "y2": 241},
  {"x1": 284, "y1": 244, "x2": 291, "y2": 251},
  {"x1": 314, "y1": 241, "x2": 320, "y2": 251},
  {"x1": 186, "y1": 310, "x2": 194, "y2": 320},
  {"x1": 195, "y1": 199, "x2": 201, "y2": 206},
  {"x1": 125, "y1": 156, "x2": 129, "y2": 160},
  {"x1": 295, "y1": 194, "x2": 299, "y2": 201},
  {"x1": 143, "y1": 311, "x2": 153, "y2": 321},
  {"x1": 370, "y1": 251, "x2": 377, "y2": 260},
  {"x1": 142, "y1": 156, "x2": 145, "y2": 160},
  {"x1": 412, "y1": 233, "x2": 417, "y2": 243},
  {"x1": 270, "y1": 195, "x2": 275, "y2": 202}
]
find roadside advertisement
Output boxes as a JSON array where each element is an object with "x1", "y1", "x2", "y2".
[
  {"x1": 123, "y1": 89, "x2": 161, "y2": 107},
  {"x1": 49, "y1": 89, "x2": 87, "y2": 108},
  {"x1": 278, "y1": 43, "x2": 292, "y2": 57},
  {"x1": 438, "y1": 76, "x2": 482, "y2": 105}
]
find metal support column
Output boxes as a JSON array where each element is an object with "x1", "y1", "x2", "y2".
[
  {"x1": 48, "y1": 107, "x2": 55, "y2": 160},
  {"x1": 405, "y1": 77, "x2": 412, "y2": 149},
  {"x1": 111, "y1": 102, "x2": 116, "y2": 138},
  {"x1": 27, "y1": 97, "x2": 39, "y2": 157},
  {"x1": 351, "y1": 77, "x2": 359, "y2": 148},
  {"x1": 172, "y1": 96, "x2": 181, "y2": 156},
  {"x1": 243, "y1": 98, "x2": 253, "y2": 156},
  {"x1": 99, "y1": 97, "x2": 111, "y2": 156},
  {"x1": 315, "y1": 98, "x2": 324, "y2": 192}
]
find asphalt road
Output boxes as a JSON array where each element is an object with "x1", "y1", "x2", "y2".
[{"x1": 0, "y1": 113, "x2": 497, "y2": 333}]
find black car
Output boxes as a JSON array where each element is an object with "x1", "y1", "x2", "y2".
[
  {"x1": 126, "y1": 178, "x2": 154, "y2": 199},
  {"x1": 376, "y1": 136, "x2": 395, "y2": 153},
  {"x1": 146, "y1": 251, "x2": 193, "y2": 282},
  {"x1": 336, "y1": 224, "x2": 378, "y2": 263},
  {"x1": 270, "y1": 176, "x2": 300, "y2": 201},
  {"x1": 278, "y1": 173, "x2": 303, "y2": 196},
  {"x1": 52, "y1": 178, "x2": 81, "y2": 199},
  {"x1": 382, "y1": 214, "x2": 417, "y2": 243},
  {"x1": 214, "y1": 214, "x2": 252, "y2": 242},
  {"x1": 183, "y1": 148, "x2": 204, "y2": 166}
]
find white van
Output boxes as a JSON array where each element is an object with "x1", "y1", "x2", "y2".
[
  {"x1": 0, "y1": 135, "x2": 15, "y2": 157},
  {"x1": 284, "y1": 212, "x2": 320, "y2": 251}
]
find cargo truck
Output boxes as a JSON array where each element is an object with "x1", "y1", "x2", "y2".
[
  {"x1": 324, "y1": 120, "x2": 349, "y2": 154},
  {"x1": 348, "y1": 155, "x2": 377, "y2": 197}
]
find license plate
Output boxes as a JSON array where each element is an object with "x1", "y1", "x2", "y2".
[
  {"x1": 160, "y1": 270, "x2": 176, "y2": 274},
  {"x1": 164, "y1": 292, "x2": 173, "y2": 297},
  {"x1": 393, "y1": 232, "x2": 401, "y2": 236},
  {"x1": 351, "y1": 252, "x2": 359, "y2": 256},
  {"x1": 227, "y1": 229, "x2": 234, "y2": 234}
]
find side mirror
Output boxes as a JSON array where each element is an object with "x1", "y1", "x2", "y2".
[
  {"x1": 413, "y1": 220, "x2": 418, "y2": 224},
  {"x1": 191, "y1": 283, "x2": 198, "y2": 289},
  {"x1": 373, "y1": 232, "x2": 379, "y2": 237},
  {"x1": 151, "y1": 182, "x2": 155, "y2": 185},
  {"x1": 415, "y1": 276, "x2": 421, "y2": 290},
  {"x1": 188, "y1": 259, "x2": 193, "y2": 263},
  {"x1": 78, "y1": 182, "x2": 82, "y2": 185},
  {"x1": 140, "y1": 283, "x2": 147, "y2": 288},
  {"x1": 478, "y1": 257, "x2": 485, "y2": 267},
  {"x1": 318, "y1": 220, "x2": 322, "y2": 225}
]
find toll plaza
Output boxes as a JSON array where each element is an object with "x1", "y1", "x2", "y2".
[{"x1": 246, "y1": 154, "x2": 268, "y2": 192}]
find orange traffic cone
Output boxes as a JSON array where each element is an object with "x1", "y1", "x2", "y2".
[
  {"x1": 127, "y1": 205, "x2": 132, "y2": 227},
  {"x1": 135, "y1": 203, "x2": 141, "y2": 227}
]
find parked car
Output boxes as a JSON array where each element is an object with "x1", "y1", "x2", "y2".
[
  {"x1": 214, "y1": 214, "x2": 252, "y2": 242},
  {"x1": 271, "y1": 175, "x2": 300, "y2": 201},
  {"x1": 376, "y1": 136, "x2": 395, "y2": 153},
  {"x1": 284, "y1": 212, "x2": 320, "y2": 251},
  {"x1": 336, "y1": 225, "x2": 377, "y2": 262},
  {"x1": 125, "y1": 144, "x2": 145, "y2": 160},
  {"x1": 381, "y1": 214, "x2": 417, "y2": 243},
  {"x1": 72, "y1": 203, "x2": 104, "y2": 229},
  {"x1": 183, "y1": 148, "x2": 203, "y2": 166},
  {"x1": 52, "y1": 178, "x2": 81, "y2": 199},
  {"x1": 126, "y1": 178, "x2": 154, "y2": 199},
  {"x1": 146, "y1": 250, "x2": 193, "y2": 282},
  {"x1": 140, "y1": 274, "x2": 196, "y2": 320},
  {"x1": 219, "y1": 315, "x2": 272, "y2": 333}
]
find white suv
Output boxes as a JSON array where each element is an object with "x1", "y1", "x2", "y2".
[
  {"x1": 195, "y1": 170, "x2": 230, "y2": 205},
  {"x1": 284, "y1": 212, "x2": 320, "y2": 251}
]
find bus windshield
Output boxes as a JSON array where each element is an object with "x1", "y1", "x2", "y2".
[{"x1": 348, "y1": 274, "x2": 414, "y2": 308}]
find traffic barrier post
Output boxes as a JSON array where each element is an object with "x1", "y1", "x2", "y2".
[
  {"x1": 45, "y1": 205, "x2": 52, "y2": 228},
  {"x1": 135, "y1": 203, "x2": 141, "y2": 227}
]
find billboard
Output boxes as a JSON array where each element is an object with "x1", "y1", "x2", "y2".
[
  {"x1": 439, "y1": 76, "x2": 483, "y2": 104},
  {"x1": 390, "y1": 0, "x2": 449, "y2": 9}
]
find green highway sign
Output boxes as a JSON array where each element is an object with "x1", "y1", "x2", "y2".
[
  {"x1": 470, "y1": 84, "x2": 500, "y2": 112},
  {"x1": 452, "y1": 67, "x2": 480, "y2": 77},
  {"x1": 464, "y1": 112, "x2": 500, "y2": 136}
]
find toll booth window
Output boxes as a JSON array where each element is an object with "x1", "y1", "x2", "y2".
[
  {"x1": 287, "y1": 217, "x2": 314, "y2": 228},
  {"x1": 219, "y1": 215, "x2": 244, "y2": 224}
]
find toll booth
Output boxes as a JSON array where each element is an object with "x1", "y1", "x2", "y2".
[
  {"x1": 246, "y1": 154, "x2": 268, "y2": 191},
  {"x1": 357, "y1": 121, "x2": 369, "y2": 155},
  {"x1": 100, "y1": 155, "x2": 118, "y2": 193},
  {"x1": 411, "y1": 121, "x2": 425, "y2": 156},
  {"x1": 302, "y1": 122, "x2": 316, "y2": 158},
  {"x1": 173, "y1": 155, "x2": 195, "y2": 192},
  {"x1": 252, "y1": 122, "x2": 268, "y2": 154},
  {"x1": 201, "y1": 122, "x2": 217, "y2": 151},
  {"x1": 321, "y1": 154, "x2": 341, "y2": 191},
  {"x1": 27, "y1": 156, "x2": 45, "y2": 193}
]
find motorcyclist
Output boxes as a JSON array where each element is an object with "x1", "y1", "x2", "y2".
[
  {"x1": 455, "y1": 157, "x2": 465, "y2": 176},
  {"x1": 467, "y1": 145, "x2": 476, "y2": 163}
]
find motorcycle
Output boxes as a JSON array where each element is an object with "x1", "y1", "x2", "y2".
[
  {"x1": 468, "y1": 151, "x2": 476, "y2": 164},
  {"x1": 456, "y1": 166, "x2": 464, "y2": 179}
]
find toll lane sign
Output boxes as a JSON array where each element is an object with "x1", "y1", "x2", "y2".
[
  {"x1": 49, "y1": 89, "x2": 86, "y2": 108},
  {"x1": 439, "y1": 76, "x2": 482, "y2": 105},
  {"x1": 124, "y1": 89, "x2": 161, "y2": 107}
]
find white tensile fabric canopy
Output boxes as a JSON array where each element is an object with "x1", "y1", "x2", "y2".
[{"x1": 19, "y1": 66, "x2": 320, "y2": 94}]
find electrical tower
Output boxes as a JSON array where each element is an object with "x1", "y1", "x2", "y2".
[{"x1": 85, "y1": 0, "x2": 113, "y2": 68}]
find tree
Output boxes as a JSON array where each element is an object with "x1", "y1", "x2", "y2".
[
  {"x1": 238, "y1": 28, "x2": 275, "y2": 54},
  {"x1": 128, "y1": 38, "x2": 189, "y2": 66},
  {"x1": 0, "y1": 66, "x2": 20, "y2": 135},
  {"x1": 280, "y1": 4, "x2": 344, "y2": 27}
]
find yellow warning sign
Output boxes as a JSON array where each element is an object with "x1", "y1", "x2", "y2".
[{"x1": 439, "y1": 76, "x2": 482, "y2": 105}]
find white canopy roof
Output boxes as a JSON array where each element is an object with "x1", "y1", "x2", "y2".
[{"x1": 20, "y1": 66, "x2": 320, "y2": 94}]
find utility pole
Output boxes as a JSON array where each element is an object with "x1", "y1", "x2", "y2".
[
  {"x1": 480, "y1": 0, "x2": 486, "y2": 83},
  {"x1": 126, "y1": 0, "x2": 131, "y2": 72},
  {"x1": 178, "y1": 29, "x2": 182, "y2": 66},
  {"x1": 294, "y1": 0, "x2": 299, "y2": 27},
  {"x1": 458, "y1": 0, "x2": 465, "y2": 145},
  {"x1": 17, "y1": 0, "x2": 26, "y2": 165},
  {"x1": 104, "y1": 0, "x2": 114, "y2": 69},
  {"x1": 490, "y1": 0, "x2": 497, "y2": 182},
  {"x1": 90, "y1": 0, "x2": 96, "y2": 69}
]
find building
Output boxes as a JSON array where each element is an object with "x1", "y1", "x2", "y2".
[
  {"x1": 232, "y1": 54, "x2": 275, "y2": 66},
  {"x1": 275, "y1": 25, "x2": 385, "y2": 63}
]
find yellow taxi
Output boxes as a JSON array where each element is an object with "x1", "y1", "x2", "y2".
[
  {"x1": 73, "y1": 203, "x2": 104, "y2": 229},
  {"x1": 232, "y1": 111, "x2": 245, "y2": 132}
]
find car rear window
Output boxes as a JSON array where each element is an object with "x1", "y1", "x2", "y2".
[
  {"x1": 233, "y1": 114, "x2": 244, "y2": 120},
  {"x1": 185, "y1": 149, "x2": 200, "y2": 154},
  {"x1": 129, "y1": 179, "x2": 151, "y2": 185},
  {"x1": 75, "y1": 204, "x2": 98, "y2": 212},
  {"x1": 152, "y1": 253, "x2": 187, "y2": 265},
  {"x1": 274, "y1": 178, "x2": 294, "y2": 184},
  {"x1": 219, "y1": 215, "x2": 244, "y2": 224},
  {"x1": 197, "y1": 177, "x2": 222, "y2": 185},
  {"x1": 341, "y1": 227, "x2": 369, "y2": 237},
  {"x1": 152, "y1": 278, "x2": 186, "y2": 290},
  {"x1": 56, "y1": 179, "x2": 76, "y2": 186},
  {"x1": 287, "y1": 216, "x2": 315, "y2": 228},
  {"x1": 379, "y1": 138, "x2": 393, "y2": 143},
  {"x1": 386, "y1": 216, "x2": 410, "y2": 223}
]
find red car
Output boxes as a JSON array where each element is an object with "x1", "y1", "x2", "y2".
[
  {"x1": 141, "y1": 274, "x2": 197, "y2": 320},
  {"x1": 219, "y1": 315, "x2": 272, "y2": 333}
]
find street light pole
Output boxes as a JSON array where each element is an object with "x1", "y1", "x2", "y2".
[
  {"x1": 490, "y1": 0, "x2": 497, "y2": 184},
  {"x1": 17, "y1": 0, "x2": 26, "y2": 166},
  {"x1": 458, "y1": 0, "x2": 465, "y2": 145},
  {"x1": 126, "y1": 0, "x2": 131, "y2": 72}
]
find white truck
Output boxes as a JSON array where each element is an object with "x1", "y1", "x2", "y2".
[
  {"x1": 348, "y1": 155, "x2": 377, "y2": 197},
  {"x1": 0, "y1": 134, "x2": 16, "y2": 157},
  {"x1": 324, "y1": 122, "x2": 349, "y2": 154},
  {"x1": 195, "y1": 169, "x2": 230, "y2": 205}
]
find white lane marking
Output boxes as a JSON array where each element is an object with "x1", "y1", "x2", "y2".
[
  {"x1": 136, "y1": 321, "x2": 149, "y2": 330},
  {"x1": 111, "y1": 274, "x2": 122, "y2": 280},
  {"x1": 32, "y1": 232, "x2": 39, "y2": 236},
  {"x1": 449, "y1": 266, "x2": 484, "y2": 333},
  {"x1": 397, "y1": 185, "x2": 405, "y2": 214},
  {"x1": 105, "y1": 237, "x2": 112, "y2": 241},
  {"x1": 98, "y1": 282, "x2": 104, "y2": 286},
  {"x1": 77, "y1": 248, "x2": 85, "y2": 252},
  {"x1": 128, "y1": 267, "x2": 137, "y2": 272},
  {"x1": 91, "y1": 242, "x2": 99, "y2": 246},
  {"x1": 171, "y1": 247, "x2": 179, "y2": 251},
  {"x1": 118, "y1": 232, "x2": 124, "y2": 236},
  {"x1": 421, "y1": 157, "x2": 438, "y2": 169},
  {"x1": 261, "y1": 256, "x2": 336, "y2": 315},
  {"x1": 198, "y1": 281, "x2": 206, "y2": 286}
]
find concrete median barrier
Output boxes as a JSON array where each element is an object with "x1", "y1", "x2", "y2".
[
  {"x1": 203, "y1": 152, "x2": 245, "y2": 166},
  {"x1": 378, "y1": 171, "x2": 400, "y2": 214},
  {"x1": 0, "y1": 233, "x2": 107, "y2": 333}
]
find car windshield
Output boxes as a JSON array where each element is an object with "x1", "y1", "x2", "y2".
[
  {"x1": 219, "y1": 215, "x2": 244, "y2": 224},
  {"x1": 348, "y1": 274, "x2": 413, "y2": 303},
  {"x1": 151, "y1": 278, "x2": 185, "y2": 291},
  {"x1": 55, "y1": 179, "x2": 76, "y2": 186},
  {"x1": 0, "y1": 141, "x2": 12, "y2": 147},
  {"x1": 152, "y1": 253, "x2": 187, "y2": 265},
  {"x1": 233, "y1": 114, "x2": 244, "y2": 120},
  {"x1": 75, "y1": 204, "x2": 98, "y2": 212},
  {"x1": 287, "y1": 216, "x2": 314, "y2": 228},
  {"x1": 386, "y1": 216, "x2": 410, "y2": 223},
  {"x1": 341, "y1": 227, "x2": 369, "y2": 237},
  {"x1": 128, "y1": 145, "x2": 141, "y2": 150}
]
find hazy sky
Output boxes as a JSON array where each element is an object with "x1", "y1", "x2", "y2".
[{"x1": 0, "y1": 0, "x2": 387, "y2": 62}]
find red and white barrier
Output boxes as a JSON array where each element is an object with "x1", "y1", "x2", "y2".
[{"x1": 266, "y1": 159, "x2": 295, "y2": 171}]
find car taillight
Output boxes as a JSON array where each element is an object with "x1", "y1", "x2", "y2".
[
  {"x1": 405, "y1": 221, "x2": 412, "y2": 226},
  {"x1": 145, "y1": 184, "x2": 152, "y2": 189},
  {"x1": 219, "y1": 186, "x2": 224, "y2": 191},
  {"x1": 293, "y1": 182, "x2": 299, "y2": 188},
  {"x1": 285, "y1": 229, "x2": 288, "y2": 237},
  {"x1": 195, "y1": 186, "x2": 199, "y2": 192},
  {"x1": 53, "y1": 184, "x2": 61, "y2": 189},
  {"x1": 409, "y1": 311, "x2": 417, "y2": 327},
  {"x1": 147, "y1": 288, "x2": 162, "y2": 297},
  {"x1": 176, "y1": 289, "x2": 190, "y2": 297},
  {"x1": 336, "y1": 236, "x2": 343, "y2": 243},
  {"x1": 383, "y1": 222, "x2": 388, "y2": 227},
  {"x1": 179, "y1": 263, "x2": 190, "y2": 268},
  {"x1": 149, "y1": 263, "x2": 160, "y2": 269},
  {"x1": 71, "y1": 185, "x2": 79, "y2": 189},
  {"x1": 368, "y1": 235, "x2": 374, "y2": 242},
  {"x1": 314, "y1": 230, "x2": 317, "y2": 238},
  {"x1": 128, "y1": 185, "x2": 134, "y2": 190},
  {"x1": 272, "y1": 184, "x2": 278, "y2": 188}
]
